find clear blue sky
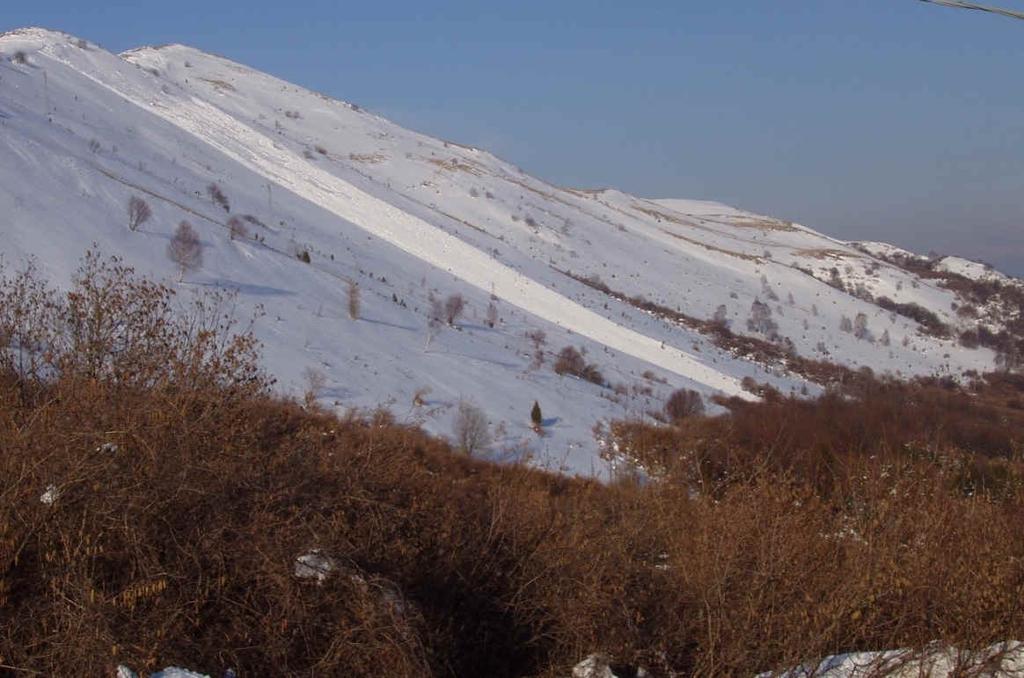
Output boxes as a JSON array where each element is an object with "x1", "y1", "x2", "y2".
[{"x1": 4, "y1": 1, "x2": 1023, "y2": 274}]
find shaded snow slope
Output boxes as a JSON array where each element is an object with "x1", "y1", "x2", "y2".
[{"x1": 0, "y1": 28, "x2": 1008, "y2": 474}]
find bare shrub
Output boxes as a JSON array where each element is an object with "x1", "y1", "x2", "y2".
[
  {"x1": 428, "y1": 296, "x2": 445, "y2": 326},
  {"x1": 127, "y1": 196, "x2": 151, "y2": 231},
  {"x1": 554, "y1": 346, "x2": 604, "y2": 385},
  {"x1": 167, "y1": 221, "x2": 202, "y2": 280},
  {"x1": 526, "y1": 330, "x2": 547, "y2": 369},
  {"x1": 347, "y1": 281, "x2": 360, "y2": 320},
  {"x1": 444, "y1": 294, "x2": 465, "y2": 326},
  {"x1": 485, "y1": 301, "x2": 498, "y2": 328},
  {"x1": 453, "y1": 400, "x2": 491, "y2": 455},
  {"x1": 12, "y1": 50, "x2": 27, "y2": 65},
  {"x1": 0, "y1": 249, "x2": 265, "y2": 393},
  {"x1": 227, "y1": 216, "x2": 248, "y2": 241},
  {"x1": 412, "y1": 386, "x2": 431, "y2": 407},
  {"x1": 206, "y1": 183, "x2": 230, "y2": 212},
  {"x1": 664, "y1": 388, "x2": 705, "y2": 423}
]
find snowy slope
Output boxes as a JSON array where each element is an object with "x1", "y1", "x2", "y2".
[{"x1": 0, "y1": 28, "x2": 1010, "y2": 475}]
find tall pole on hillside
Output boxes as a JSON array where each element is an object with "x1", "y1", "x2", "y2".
[{"x1": 918, "y1": 0, "x2": 1024, "y2": 20}]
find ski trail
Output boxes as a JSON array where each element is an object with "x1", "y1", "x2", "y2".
[{"x1": 54, "y1": 51, "x2": 751, "y2": 398}]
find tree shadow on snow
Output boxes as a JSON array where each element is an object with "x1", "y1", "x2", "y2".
[{"x1": 192, "y1": 279, "x2": 295, "y2": 297}]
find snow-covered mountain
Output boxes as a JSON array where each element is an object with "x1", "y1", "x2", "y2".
[{"x1": 0, "y1": 27, "x2": 1016, "y2": 475}]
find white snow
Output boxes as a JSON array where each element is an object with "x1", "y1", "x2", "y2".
[
  {"x1": 117, "y1": 666, "x2": 211, "y2": 678},
  {"x1": 294, "y1": 550, "x2": 335, "y2": 583},
  {"x1": 935, "y1": 255, "x2": 1015, "y2": 286},
  {"x1": 39, "y1": 484, "x2": 59, "y2": 505},
  {"x1": 758, "y1": 641, "x2": 1024, "y2": 677},
  {"x1": 0, "y1": 27, "x2": 1011, "y2": 476}
]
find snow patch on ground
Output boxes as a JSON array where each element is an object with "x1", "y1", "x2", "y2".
[{"x1": 759, "y1": 641, "x2": 1024, "y2": 677}]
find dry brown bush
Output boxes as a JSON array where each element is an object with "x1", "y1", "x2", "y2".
[
  {"x1": 3, "y1": 254, "x2": 1024, "y2": 677},
  {"x1": 664, "y1": 388, "x2": 704, "y2": 423},
  {"x1": 227, "y1": 216, "x2": 248, "y2": 241},
  {"x1": 554, "y1": 345, "x2": 604, "y2": 386}
]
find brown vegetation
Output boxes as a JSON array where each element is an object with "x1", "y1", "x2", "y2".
[
  {"x1": 2, "y1": 255, "x2": 1024, "y2": 676},
  {"x1": 663, "y1": 388, "x2": 704, "y2": 423}
]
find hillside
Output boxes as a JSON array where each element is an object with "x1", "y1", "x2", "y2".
[{"x1": 0, "y1": 27, "x2": 1018, "y2": 475}]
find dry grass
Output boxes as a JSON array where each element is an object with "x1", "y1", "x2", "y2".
[
  {"x1": 199, "y1": 78, "x2": 237, "y2": 93},
  {"x1": 348, "y1": 152, "x2": 387, "y2": 165},
  {"x1": 793, "y1": 247, "x2": 857, "y2": 260},
  {"x1": 427, "y1": 157, "x2": 485, "y2": 176}
]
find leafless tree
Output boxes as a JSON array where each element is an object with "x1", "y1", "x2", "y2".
[
  {"x1": 712, "y1": 304, "x2": 730, "y2": 329},
  {"x1": 302, "y1": 366, "x2": 326, "y2": 408},
  {"x1": 747, "y1": 299, "x2": 778, "y2": 337},
  {"x1": 485, "y1": 301, "x2": 498, "y2": 328},
  {"x1": 854, "y1": 313, "x2": 872, "y2": 341},
  {"x1": 453, "y1": 400, "x2": 491, "y2": 456},
  {"x1": 167, "y1": 221, "x2": 202, "y2": 280},
  {"x1": 206, "y1": 183, "x2": 230, "y2": 212},
  {"x1": 424, "y1": 296, "x2": 445, "y2": 351},
  {"x1": 127, "y1": 196, "x2": 151, "y2": 232}
]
